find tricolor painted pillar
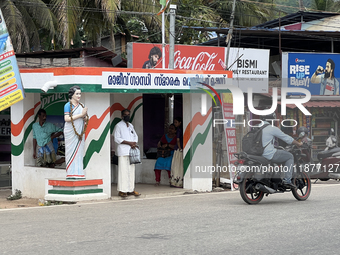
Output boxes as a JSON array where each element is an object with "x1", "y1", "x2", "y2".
[
  {"x1": 11, "y1": 93, "x2": 36, "y2": 195},
  {"x1": 83, "y1": 93, "x2": 111, "y2": 197},
  {"x1": 182, "y1": 93, "x2": 213, "y2": 191}
]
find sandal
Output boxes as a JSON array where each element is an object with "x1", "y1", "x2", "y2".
[
  {"x1": 118, "y1": 191, "x2": 128, "y2": 197},
  {"x1": 154, "y1": 182, "x2": 160, "y2": 187},
  {"x1": 127, "y1": 191, "x2": 141, "y2": 196}
]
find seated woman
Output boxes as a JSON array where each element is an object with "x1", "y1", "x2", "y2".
[{"x1": 154, "y1": 124, "x2": 177, "y2": 186}]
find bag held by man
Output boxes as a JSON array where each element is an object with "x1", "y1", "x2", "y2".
[
  {"x1": 242, "y1": 124, "x2": 270, "y2": 156},
  {"x1": 129, "y1": 146, "x2": 141, "y2": 164}
]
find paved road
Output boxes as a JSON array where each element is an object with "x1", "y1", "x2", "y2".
[{"x1": 1, "y1": 183, "x2": 340, "y2": 255}]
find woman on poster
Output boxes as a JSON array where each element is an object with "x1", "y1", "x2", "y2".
[{"x1": 64, "y1": 86, "x2": 89, "y2": 179}]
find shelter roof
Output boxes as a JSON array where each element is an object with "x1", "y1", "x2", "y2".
[
  {"x1": 253, "y1": 11, "x2": 338, "y2": 29},
  {"x1": 186, "y1": 11, "x2": 340, "y2": 55}
]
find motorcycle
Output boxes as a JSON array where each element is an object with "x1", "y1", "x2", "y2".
[
  {"x1": 314, "y1": 128, "x2": 340, "y2": 180},
  {"x1": 233, "y1": 131, "x2": 312, "y2": 204}
]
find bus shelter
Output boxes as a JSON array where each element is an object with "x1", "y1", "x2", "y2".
[{"x1": 11, "y1": 67, "x2": 232, "y2": 200}]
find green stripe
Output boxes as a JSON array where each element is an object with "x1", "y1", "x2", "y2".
[
  {"x1": 83, "y1": 122, "x2": 110, "y2": 169},
  {"x1": 110, "y1": 117, "x2": 121, "y2": 134},
  {"x1": 110, "y1": 102, "x2": 143, "y2": 134},
  {"x1": 11, "y1": 111, "x2": 40, "y2": 156},
  {"x1": 48, "y1": 189, "x2": 103, "y2": 195},
  {"x1": 66, "y1": 138, "x2": 81, "y2": 166},
  {"x1": 130, "y1": 102, "x2": 143, "y2": 123},
  {"x1": 183, "y1": 118, "x2": 212, "y2": 176}
]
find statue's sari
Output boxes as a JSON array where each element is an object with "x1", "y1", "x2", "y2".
[{"x1": 64, "y1": 102, "x2": 85, "y2": 179}]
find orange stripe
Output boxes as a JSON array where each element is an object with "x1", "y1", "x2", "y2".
[
  {"x1": 48, "y1": 179, "x2": 102, "y2": 186},
  {"x1": 127, "y1": 96, "x2": 142, "y2": 110},
  {"x1": 183, "y1": 107, "x2": 212, "y2": 149},
  {"x1": 110, "y1": 103, "x2": 125, "y2": 117},
  {"x1": 109, "y1": 97, "x2": 143, "y2": 117},
  {"x1": 85, "y1": 107, "x2": 110, "y2": 139},
  {"x1": 11, "y1": 102, "x2": 41, "y2": 136}
]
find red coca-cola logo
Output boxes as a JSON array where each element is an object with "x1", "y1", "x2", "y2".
[{"x1": 174, "y1": 50, "x2": 218, "y2": 70}]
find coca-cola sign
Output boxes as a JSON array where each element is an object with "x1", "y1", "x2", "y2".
[
  {"x1": 127, "y1": 42, "x2": 269, "y2": 93},
  {"x1": 128, "y1": 43, "x2": 225, "y2": 70},
  {"x1": 174, "y1": 50, "x2": 218, "y2": 70}
]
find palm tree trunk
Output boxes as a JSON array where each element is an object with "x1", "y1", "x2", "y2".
[
  {"x1": 110, "y1": 29, "x2": 116, "y2": 52},
  {"x1": 96, "y1": 30, "x2": 102, "y2": 47}
]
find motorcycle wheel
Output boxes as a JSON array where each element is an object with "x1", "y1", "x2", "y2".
[
  {"x1": 292, "y1": 172, "x2": 311, "y2": 201},
  {"x1": 239, "y1": 172, "x2": 264, "y2": 204}
]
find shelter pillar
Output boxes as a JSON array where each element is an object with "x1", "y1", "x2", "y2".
[
  {"x1": 11, "y1": 93, "x2": 39, "y2": 195},
  {"x1": 83, "y1": 93, "x2": 111, "y2": 197},
  {"x1": 182, "y1": 93, "x2": 213, "y2": 191}
]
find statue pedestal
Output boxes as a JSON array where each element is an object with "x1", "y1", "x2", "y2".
[{"x1": 44, "y1": 179, "x2": 108, "y2": 202}]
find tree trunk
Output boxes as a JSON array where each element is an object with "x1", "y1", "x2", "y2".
[{"x1": 110, "y1": 30, "x2": 116, "y2": 52}]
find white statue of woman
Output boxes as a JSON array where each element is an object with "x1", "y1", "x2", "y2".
[{"x1": 64, "y1": 86, "x2": 88, "y2": 179}]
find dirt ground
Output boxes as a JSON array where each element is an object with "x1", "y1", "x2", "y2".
[{"x1": 0, "y1": 189, "x2": 40, "y2": 209}]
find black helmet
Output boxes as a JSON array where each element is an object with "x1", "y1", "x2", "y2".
[
  {"x1": 297, "y1": 126, "x2": 308, "y2": 137},
  {"x1": 260, "y1": 112, "x2": 276, "y2": 121}
]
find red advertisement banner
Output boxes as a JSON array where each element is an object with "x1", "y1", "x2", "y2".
[{"x1": 130, "y1": 43, "x2": 226, "y2": 71}]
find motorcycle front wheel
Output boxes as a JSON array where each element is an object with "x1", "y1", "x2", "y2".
[
  {"x1": 239, "y1": 172, "x2": 264, "y2": 204},
  {"x1": 292, "y1": 172, "x2": 311, "y2": 201}
]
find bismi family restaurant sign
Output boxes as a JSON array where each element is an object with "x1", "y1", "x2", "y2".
[
  {"x1": 0, "y1": 9, "x2": 25, "y2": 111},
  {"x1": 127, "y1": 42, "x2": 269, "y2": 93}
]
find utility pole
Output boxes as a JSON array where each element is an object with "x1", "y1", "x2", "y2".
[
  {"x1": 225, "y1": 0, "x2": 237, "y2": 69},
  {"x1": 279, "y1": 11, "x2": 282, "y2": 78},
  {"x1": 220, "y1": 0, "x2": 236, "y2": 188},
  {"x1": 161, "y1": 5, "x2": 165, "y2": 68},
  {"x1": 166, "y1": 5, "x2": 176, "y2": 130},
  {"x1": 169, "y1": 4, "x2": 176, "y2": 69},
  {"x1": 298, "y1": 0, "x2": 304, "y2": 11}
]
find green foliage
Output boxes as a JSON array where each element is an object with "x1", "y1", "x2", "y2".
[
  {"x1": 125, "y1": 17, "x2": 149, "y2": 42},
  {"x1": 6, "y1": 189, "x2": 22, "y2": 201},
  {"x1": 311, "y1": 0, "x2": 334, "y2": 11},
  {"x1": 2, "y1": 0, "x2": 312, "y2": 52},
  {"x1": 1, "y1": 0, "x2": 56, "y2": 52},
  {"x1": 172, "y1": 0, "x2": 224, "y2": 44},
  {"x1": 207, "y1": 0, "x2": 274, "y2": 27},
  {"x1": 119, "y1": 0, "x2": 163, "y2": 44},
  {"x1": 72, "y1": 30, "x2": 83, "y2": 48}
]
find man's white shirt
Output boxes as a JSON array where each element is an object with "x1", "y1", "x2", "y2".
[{"x1": 114, "y1": 120, "x2": 138, "y2": 156}]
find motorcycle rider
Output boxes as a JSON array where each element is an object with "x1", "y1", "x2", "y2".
[{"x1": 260, "y1": 113, "x2": 303, "y2": 189}]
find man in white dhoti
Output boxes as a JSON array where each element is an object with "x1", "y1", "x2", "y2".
[{"x1": 114, "y1": 109, "x2": 141, "y2": 197}]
